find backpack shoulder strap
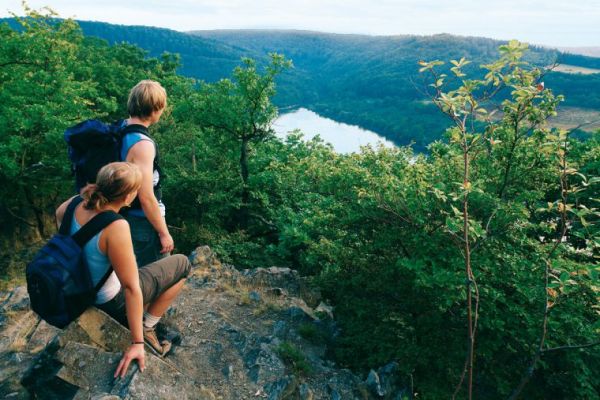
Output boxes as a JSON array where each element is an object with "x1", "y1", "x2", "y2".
[
  {"x1": 59, "y1": 196, "x2": 84, "y2": 236},
  {"x1": 120, "y1": 123, "x2": 149, "y2": 136},
  {"x1": 119, "y1": 124, "x2": 154, "y2": 161},
  {"x1": 94, "y1": 264, "x2": 115, "y2": 292},
  {"x1": 71, "y1": 211, "x2": 124, "y2": 248}
]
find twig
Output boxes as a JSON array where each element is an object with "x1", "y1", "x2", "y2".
[
  {"x1": 542, "y1": 341, "x2": 600, "y2": 353},
  {"x1": 3, "y1": 206, "x2": 37, "y2": 227}
]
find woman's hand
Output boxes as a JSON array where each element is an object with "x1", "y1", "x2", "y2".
[{"x1": 114, "y1": 343, "x2": 145, "y2": 378}]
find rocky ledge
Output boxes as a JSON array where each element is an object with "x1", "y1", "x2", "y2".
[{"x1": 0, "y1": 246, "x2": 410, "y2": 399}]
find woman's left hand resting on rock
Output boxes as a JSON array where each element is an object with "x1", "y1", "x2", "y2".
[{"x1": 115, "y1": 343, "x2": 145, "y2": 378}]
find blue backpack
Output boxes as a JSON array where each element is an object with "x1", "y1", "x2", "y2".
[
  {"x1": 26, "y1": 196, "x2": 122, "y2": 328},
  {"x1": 64, "y1": 120, "x2": 145, "y2": 192}
]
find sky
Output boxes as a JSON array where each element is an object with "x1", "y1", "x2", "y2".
[{"x1": 2, "y1": 0, "x2": 600, "y2": 47}]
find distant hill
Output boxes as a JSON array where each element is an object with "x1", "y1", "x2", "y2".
[
  {"x1": 189, "y1": 30, "x2": 600, "y2": 149},
  {"x1": 76, "y1": 21, "x2": 256, "y2": 83},
  {"x1": 4, "y1": 18, "x2": 599, "y2": 151},
  {"x1": 558, "y1": 46, "x2": 600, "y2": 58}
]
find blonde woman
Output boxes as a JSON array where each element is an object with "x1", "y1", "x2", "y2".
[{"x1": 56, "y1": 162, "x2": 190, "y2": 378}]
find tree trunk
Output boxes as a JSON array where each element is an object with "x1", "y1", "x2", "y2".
[
  {"x1": 24, "y1": 186, "x2": 45, "y2": 238},
  {"x1": 239, "y1": 137, "x2": 250, "y2": 228},
  {"x1": 191, "y1": 142, "x2": 197, "y2": 173},
  {"x1": 463, "y1": 150, "x2": 473, "y2": 400}
]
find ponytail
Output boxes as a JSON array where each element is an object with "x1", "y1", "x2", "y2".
[
  {"x1": 81, "y1": 184, "x2": 110, "y2": 211},
  {"x1": 80, "y1": 162, "x2": 142, "y2": 211}
]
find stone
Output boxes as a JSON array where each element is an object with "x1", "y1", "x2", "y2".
[
  {"x1": 264, "y1": 375, "x2": 298, "y2": 400},
  {"x1": 272, "y1": 320, "x2": 288, "y2": 338},
  {"x1": 299, "y1": 383, "x2": 314, "y2": 400},
  {"x1": 378, "y1": 361, "x2": 400, "y2": 397},
  {"x1": 190, "y1": 245, "x2": 221, "y2": 270},
  {"x1": 27, "y1": 320, "x2": 60, "y2": 354},
  {"x1": 265, "y1": 287, "x2": 287, "y2": 297},
  {"x1": 221, "y1": 364, "x2": 234, "y2": 379},
  {"x1": 366, "y1": 369, "x2": 384, "y2": 397},
  {"x1": 58, "y1": 308, "x2": 131, "y2": 351},
  {"x1": 315, "y1": 302, "x2": 334, "y2": 320},
  {"x1": 0, "y1": 286, "x2": 30, "y2": 313},
  {"x1": 329, "y1": 389, "x2": 342, "y2": 400},
  {"x1": 286, "y1": 306, "x2": 316, "y2": 322},
  {"x1": 249, "y1": 291, "x2": 261, "y2": 302}
]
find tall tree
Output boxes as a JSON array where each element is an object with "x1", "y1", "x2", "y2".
[{"x1": 193, "y1": 54, "x2": 291, "y2": 227}]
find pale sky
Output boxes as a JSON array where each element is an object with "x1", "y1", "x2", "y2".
[{"x1": 2, "y1": 0, "x2": 600, "y2": 47}]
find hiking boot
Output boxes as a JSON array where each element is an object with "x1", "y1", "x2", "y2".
[
  {"x1": 143, "y1": 326, "x2": 172, "y2": 356},
  {"x1": 156, "y1": 321, "x2": 182, "y2": 346}
]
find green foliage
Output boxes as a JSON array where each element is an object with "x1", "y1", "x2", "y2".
[
  {"x1": 297, "y1": 322, "x2": 328, "y2": 345},
  {"x1": 0, "y1": 7, "x2": 188, "y2": 248},
  {"x1": 276, "y1": 341, "x2": 313, "y2": 376}
]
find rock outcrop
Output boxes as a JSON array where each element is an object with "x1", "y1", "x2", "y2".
[{"x1": 0, "y1": 246, "x2": 409, "y2": 399}]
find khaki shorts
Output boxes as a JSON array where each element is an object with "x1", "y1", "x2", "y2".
[{"x1": 98, "y1": 254, "x2": 191, "y2": 326}]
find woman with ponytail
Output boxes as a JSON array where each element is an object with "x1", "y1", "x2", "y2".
[{"x1": 56, "y1": 162, "x2": 191, "y2": 378}]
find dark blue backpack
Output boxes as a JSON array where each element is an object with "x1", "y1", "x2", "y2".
[
  {"x1": 26, "y1": 196, "x2": 122, "y2": 328},
  {"x1": 64, "y1": 120, "x2": 144, "y2": 192}
]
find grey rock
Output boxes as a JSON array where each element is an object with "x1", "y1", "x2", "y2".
[
  {"x1": 249, "y1": 291, "x2": 261, "y2": 302},
  {"x1": 329, "y1": 389, "x2": 342, "y2": 400},
  {"x1": 299, "y1": 383, "x2": 314, "y2": 400},
  {"x1": 287, "y1": 306, "x2": 315, "y2": 322},
  {"x1": 315, "y1": 301, "x2": 334, "y2": 320},
  {"x1": 91, "y1": 395, "x2": 121, "y2": 400},
  {"x1": 266, "y1": 287, "x2": 287, "y2": 297},
  {"x1": 27, "y1": 320, "x2": 60, "y2": 354},
  {"x1": 241, "y1": 267, "x2": 321, "y2": 307},
  {"x1": 378, "y1": 361, "x2": 401, "y2": 397},
  {"x1": 366, "y1": 369, "x2": 384, "y2": 397},
  {"x1": 273, "y1": 320, "x2": 288, "y2": 338},
  {"x1": 264, "y1": 375, "x2": 298, "y2": 400},
  {"x1": 189, "y1": 245, "x2": 221, "y2": 270},
  {"x1": 1, "y1": 286, "x2": 29, "y2": 312},
  {"x1": 221, "y1": 364, "x2": 234, "y2": 379}
]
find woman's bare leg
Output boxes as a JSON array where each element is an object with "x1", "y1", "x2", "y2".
[{"x1": 146, "y1": 279, "x2": 185, "y2": 317}]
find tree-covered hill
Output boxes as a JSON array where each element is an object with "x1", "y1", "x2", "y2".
[
  {"x1": 4, "y1": 17, "x2": 598, "y2": 151},
  {"x1": 191, "y1": 30, "x2": 600, "y2": 147},
  {"x1": 76, "y1": 21, "x2": 258, "y2": 83}
]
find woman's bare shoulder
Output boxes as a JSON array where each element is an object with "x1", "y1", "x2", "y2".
[{"x1": 55, "y1": 195, "x2": 79, "y2": 226}]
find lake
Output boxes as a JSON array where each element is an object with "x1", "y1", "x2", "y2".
[{"x1": 273, "y1": 108, "x2": 396, "y2": 154}]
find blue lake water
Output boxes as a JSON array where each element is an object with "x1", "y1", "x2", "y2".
[{"x1": 273, "y1": 108, "x2": 396, "y2": 154}]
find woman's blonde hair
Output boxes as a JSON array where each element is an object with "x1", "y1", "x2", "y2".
[
  {"x1": 81, "y1": 162, "x2": 142, "y2": 211},
  {"x1": 127, "y1": 79, "x2": 167, "y2": 119}
]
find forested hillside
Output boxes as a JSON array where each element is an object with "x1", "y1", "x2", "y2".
[
  {"x1": 1, "y1": 8, "x2": 599, "y2": 399},
  {"x1": 4, "y1": 17, "x2": 598, "y2": 151}
]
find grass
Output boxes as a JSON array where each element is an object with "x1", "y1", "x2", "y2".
[
  {"x1": 252, "y1": 301, "x2": 283, "y2": 316},
  {"x1": 548, "y1": 107, "x2": 600, "y2": 132},
  {"x1": 0, "y1": 254, "x2": 29, "y2": 291},
  {"x1": 276, "y1": 341, "x2": 313, "y2": 376},
  {"x1": 551, "y1": 64, "x2": 600, "y2": 75},
  {"x1": 475, "y1": 106, "x2": 600, "y2": 133},
  {"x1": 298, "y1": 322, "x2": 327, "y2": 345}
]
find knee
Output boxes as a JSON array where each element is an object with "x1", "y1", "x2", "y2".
[{"x1": 174, "y1": 254, "x2": 191, "y2": 280}]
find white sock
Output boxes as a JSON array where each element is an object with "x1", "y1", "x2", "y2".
[{"x1": 143, "y1": 311, "x2": 161, "y2": 329}]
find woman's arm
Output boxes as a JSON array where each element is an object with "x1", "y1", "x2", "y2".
[{"x1": 104, "y1": 219, "x2": 146, "y2": 377}]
